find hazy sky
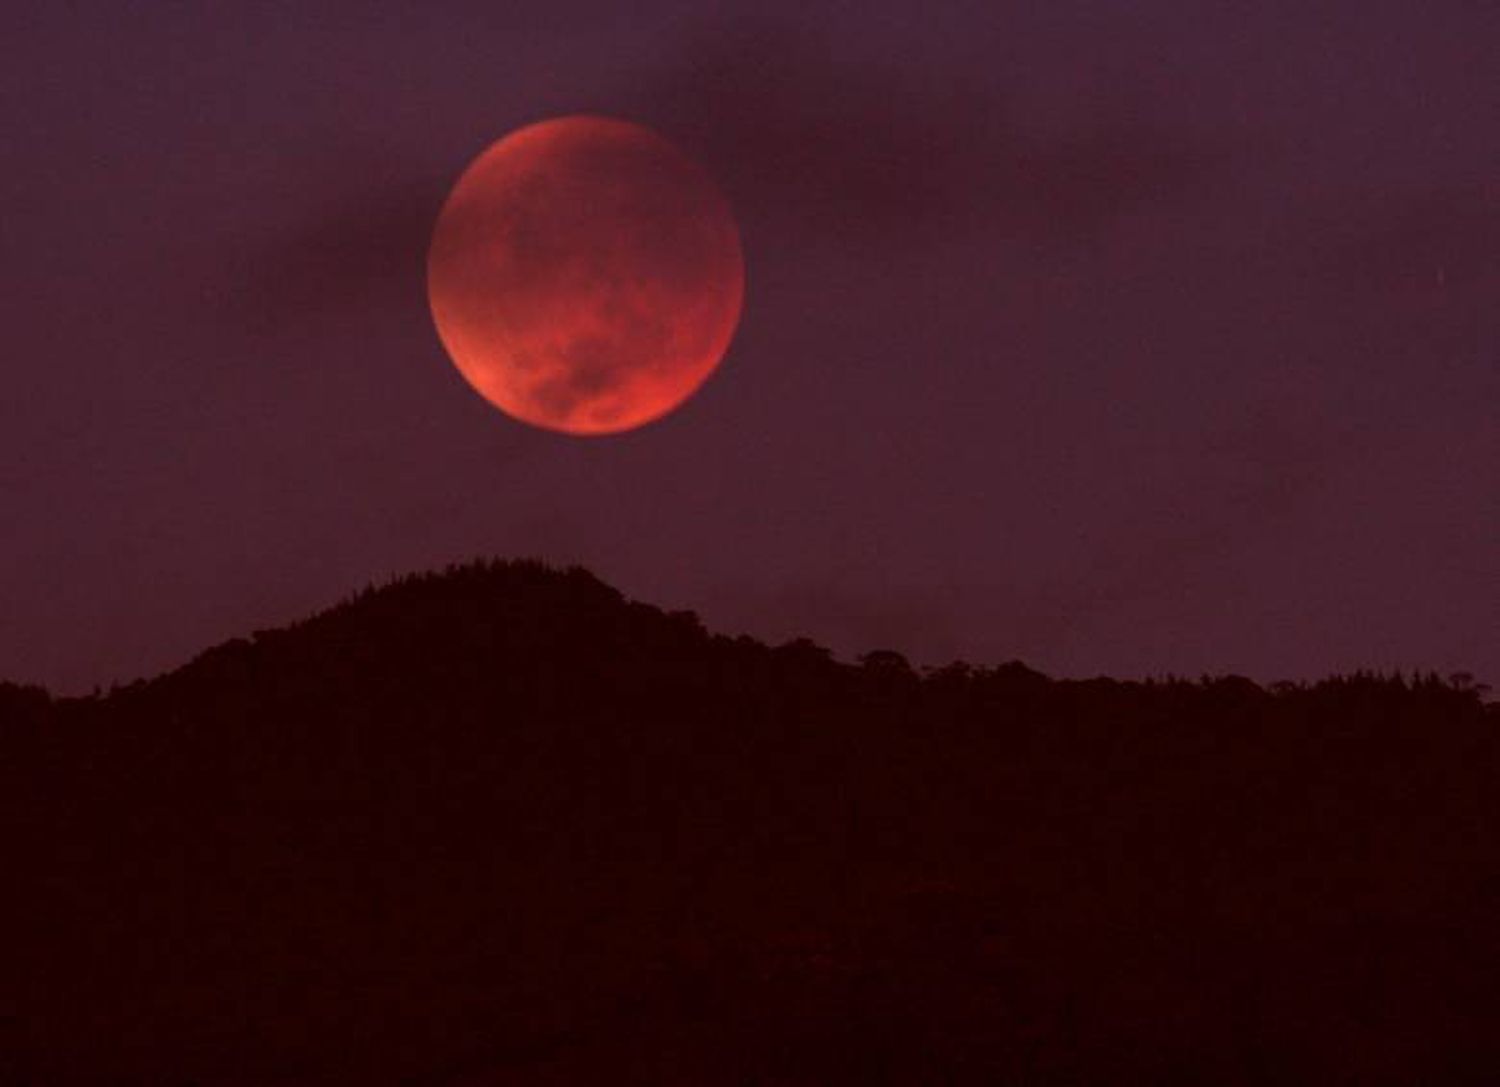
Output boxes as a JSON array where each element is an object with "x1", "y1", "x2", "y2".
[{"x1": 2, "y1": 1, "x2": 1495, "y2": 694}]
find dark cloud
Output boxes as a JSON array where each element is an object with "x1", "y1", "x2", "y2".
[
  {"x1": 240, "y1": 17, "x2": 1231, "y2": 327},
  {"x1": 236, "y1": 176, "x2": 442, "y2": 322},
  {"x1": 632, "y1": 20, "x2": 1230, "y2": 247}
]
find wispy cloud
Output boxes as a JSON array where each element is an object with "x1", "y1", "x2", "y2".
[{"x1": 632, "y1": 19, "x2": 1230, "y2": 247}]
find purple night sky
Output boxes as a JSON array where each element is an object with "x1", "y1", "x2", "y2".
[{"x1": 2, "y1": 2, "x2": 1495, "y2": 694}]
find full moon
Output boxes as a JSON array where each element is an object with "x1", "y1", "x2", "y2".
[{"x1": 427, "y1": 116, "x2": 745, "y2": 435}]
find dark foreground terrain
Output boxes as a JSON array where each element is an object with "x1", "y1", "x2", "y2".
[{"x1": 3, "y1": 560, "x2": 1497, "y2": 1084}]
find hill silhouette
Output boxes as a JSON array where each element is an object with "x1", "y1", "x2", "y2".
[{"x1": 3, "y1": 559, "x2": 1497, "y2": 1084}]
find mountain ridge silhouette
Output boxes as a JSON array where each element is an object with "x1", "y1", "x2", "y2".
[{"x1": 3, "y1": 558, "x2": 1497, "y2": 1084}]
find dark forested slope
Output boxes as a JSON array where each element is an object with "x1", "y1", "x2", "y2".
[{"x1": 3, "y1": 559, "x2": 1497, "y2": 1084}]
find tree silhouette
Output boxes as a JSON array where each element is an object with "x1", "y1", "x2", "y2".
[{"x1": 1, "y1": 558, "x2": 1496, "y2": 1085}]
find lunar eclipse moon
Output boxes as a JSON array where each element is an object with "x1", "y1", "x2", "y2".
[{"x1": 427, "y1": 116, "x2": 745, "y2": 435}]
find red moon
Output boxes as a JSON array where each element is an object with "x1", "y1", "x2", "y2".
[{"x1": 427, "y1": 116, "x2": 745, "y2": 435}]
